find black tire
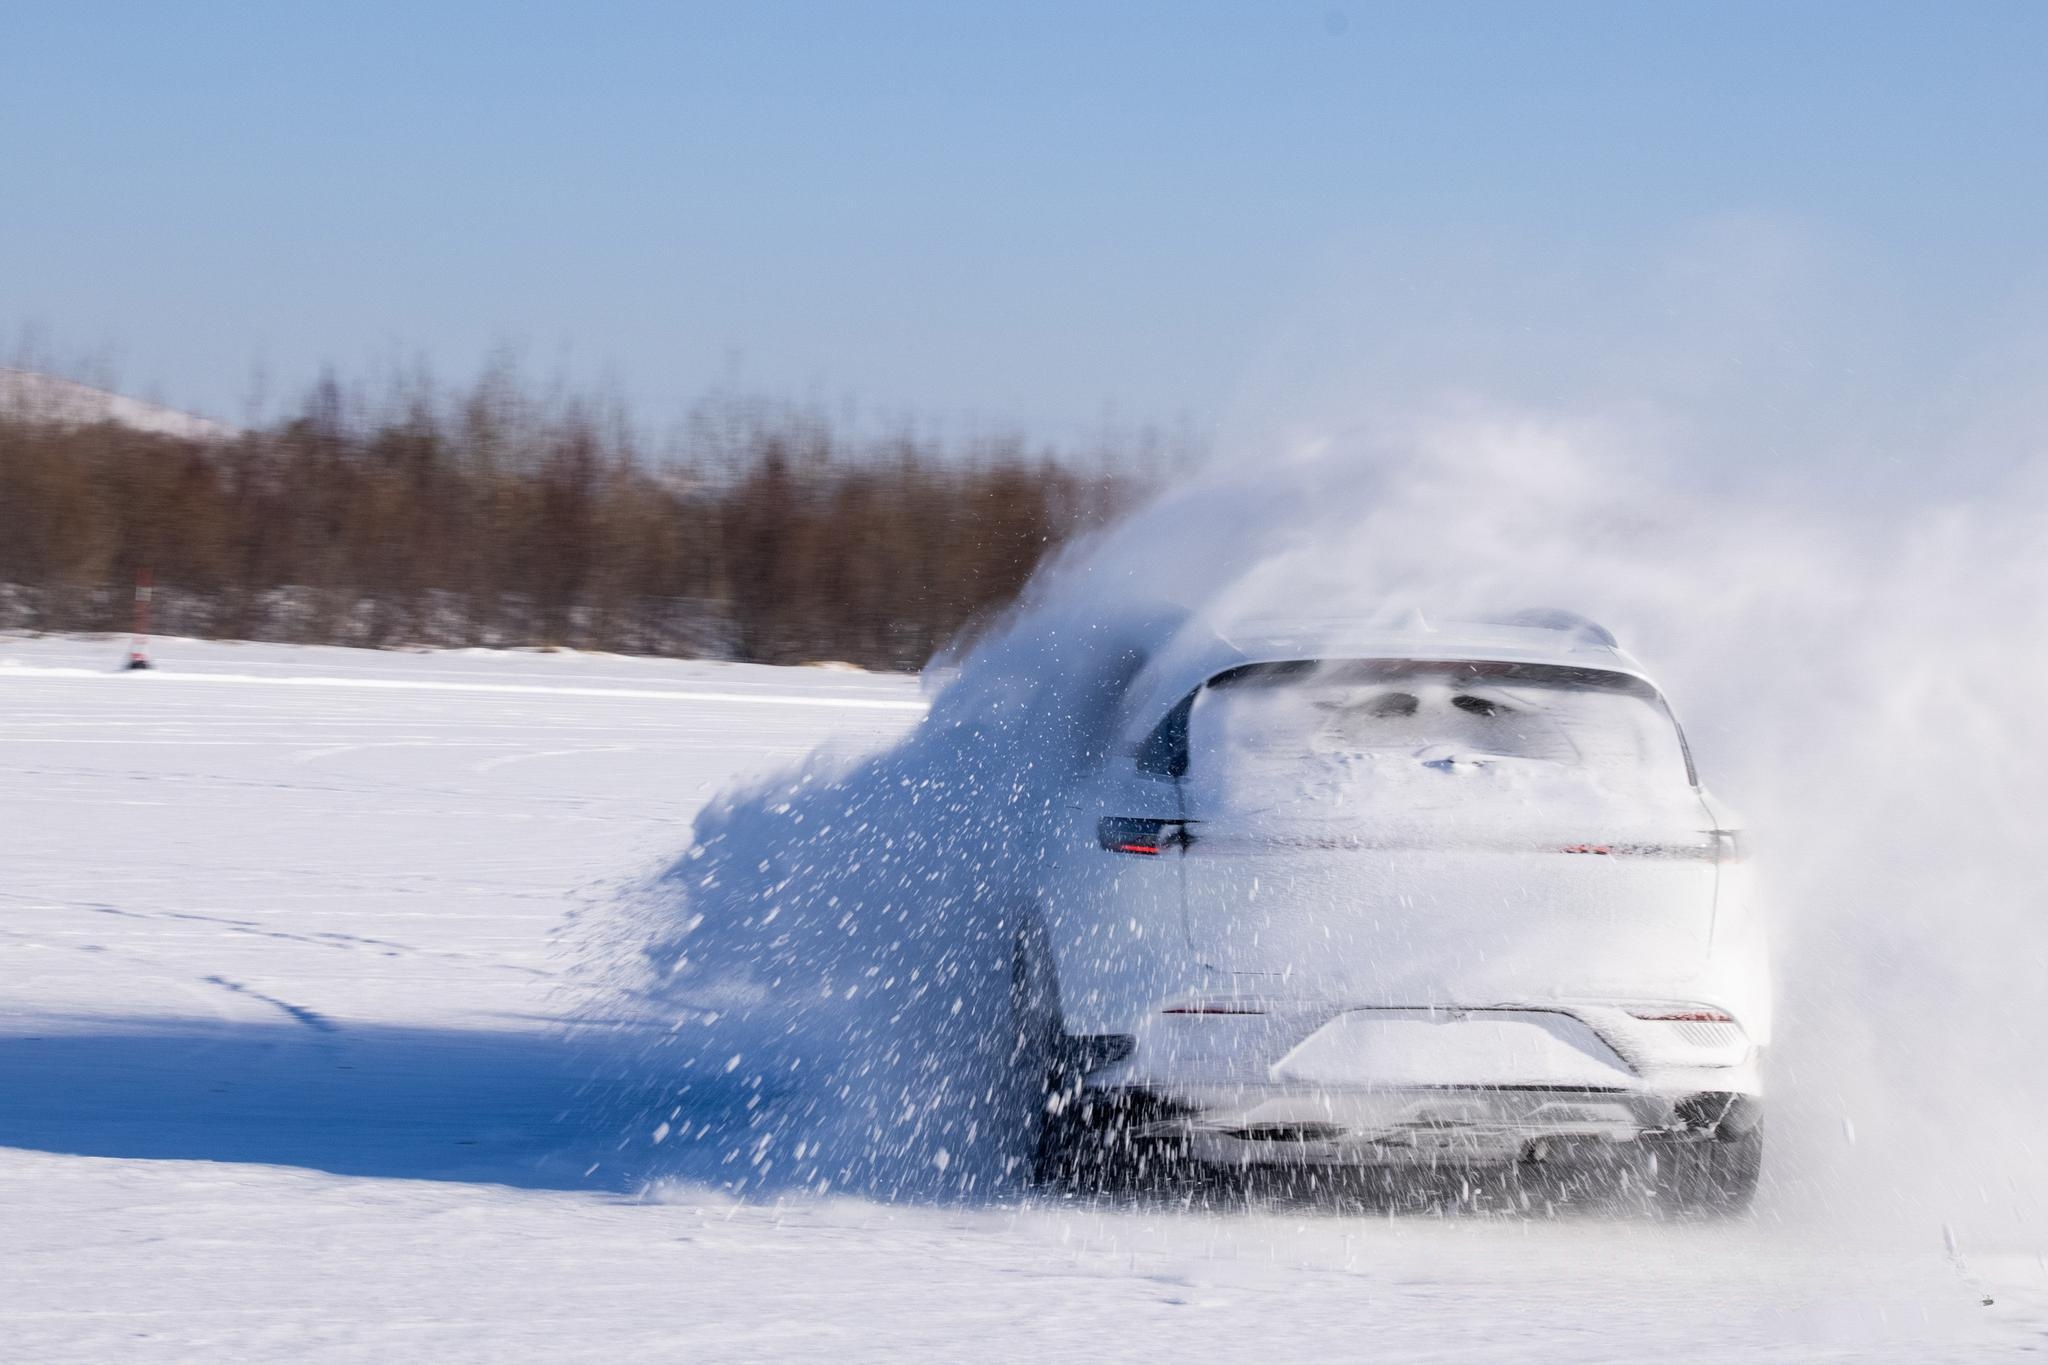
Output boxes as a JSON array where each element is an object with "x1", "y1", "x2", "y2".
[
  {"x1": 1007, "y1": 920, "x2": 1065, "y2": 1182},
  {"x1": 1033, "y1": 1088, "x2": 1189, "y2": 1195},
  {"x1": 1652, "y1": 1125, "x2": 1763, "y2": 1217},
  {"x1": 1031, "y1": 1086, "x2": 1088, "y2": 1189}
]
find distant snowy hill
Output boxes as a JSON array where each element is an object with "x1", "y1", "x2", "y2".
[{"x1": 0, "y1": 367, "x2": 236, "y2": 441}]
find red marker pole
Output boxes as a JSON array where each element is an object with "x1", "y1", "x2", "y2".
[{"x1": 127, "y1": 567, "x2": 153, "y2": 671}]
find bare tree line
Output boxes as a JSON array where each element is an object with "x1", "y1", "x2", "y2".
[{"x1": 0, "y1": 369, "x2": 1156, "y2": 670}]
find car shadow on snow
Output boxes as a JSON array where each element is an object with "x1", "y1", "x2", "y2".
[
  {"x1": 0, "y1": 1018, "x2": 746, "y2": 1193},
  {"x1": 0, "y1": 1021, "x2": 1691, "y2": 1218}
]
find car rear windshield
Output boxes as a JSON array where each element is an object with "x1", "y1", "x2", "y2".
[{"x1": 1180, "y1": 658, "x2": 1695, "y2": 812}]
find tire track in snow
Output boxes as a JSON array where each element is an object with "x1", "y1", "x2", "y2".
[{"x1": 200, "y1": 976, "x2": 339, "y2": 1033}]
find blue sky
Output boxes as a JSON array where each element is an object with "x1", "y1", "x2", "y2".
[{"x1": 4, "y1": 1, "x2": 2046, "y2": 445}]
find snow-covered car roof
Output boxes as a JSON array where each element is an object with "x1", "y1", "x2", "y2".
[{"x1": 1118, "y1": 610, "x2": 1656, "y2": 740}]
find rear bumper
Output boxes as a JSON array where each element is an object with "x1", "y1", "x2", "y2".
[
  {"x1": 1064, "y1": 1001, "x2": 1765, "y2": 1168},
  {"x1": 1079, "y1": 1083, "x2": 1762, "y2": 1168}
]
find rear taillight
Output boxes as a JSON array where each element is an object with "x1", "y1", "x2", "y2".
[
  {"x1": 1161, "y1": 1002, "x2": 1267, "y2": 1015},
  {"x1": 1097, "y1": 816, "x2": 1193, "y2": 855},
  {"x1": 1626, "y1": 1006, "x2": 1736, "y2": 1023}
]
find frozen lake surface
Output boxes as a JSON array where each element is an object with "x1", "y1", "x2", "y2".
[{"x1": 2, "y1": 635, "x2": 2040, "y2": 1361}]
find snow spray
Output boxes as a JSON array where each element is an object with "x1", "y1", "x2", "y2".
[{"x1": 605, "y1": 397, "x2": 2048, "y2": 1254}]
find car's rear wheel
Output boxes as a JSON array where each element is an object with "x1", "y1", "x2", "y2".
[
  {"x1": 1015, "y1": 932, "x2": 1186, "y2": 1193},
  {"x1": 1006, "y1": 918, "x2": 1065, "y2": 1181},
  {"x1": 1650, "y1": 1125, "x2": 1763, "y2": 1216},
  {"x1": 1034, "y1": 1087, "x2": 1194, "y2": 1194}
]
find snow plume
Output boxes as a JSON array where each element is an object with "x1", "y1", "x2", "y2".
[
  {"x1": 610, "y1": 605, "x2": 1179, "y2": 1199},
  {"x1": 614, "y1": 397, "x2": 2048, "y2": 1249}
]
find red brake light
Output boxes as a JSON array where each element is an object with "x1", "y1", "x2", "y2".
[
  {"x1": 1627, "y1": 1007, "x2": 1735, "y2": 1023},
  {"x1": 1098, "y1": 816, "x2": 1193, "y2": 855}
]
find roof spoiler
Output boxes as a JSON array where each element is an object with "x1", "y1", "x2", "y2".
[{"x1": 1487, "y1": 608, "x2": 1618, "y2": 648}]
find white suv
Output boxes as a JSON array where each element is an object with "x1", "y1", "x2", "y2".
[{"x1": 1015, "y1": 610, "x2": 1767, "y2": 1212}]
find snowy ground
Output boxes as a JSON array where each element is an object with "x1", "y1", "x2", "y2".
[{"x1": 2, "y1": 635, "x2": 2041, "y2": 1361}]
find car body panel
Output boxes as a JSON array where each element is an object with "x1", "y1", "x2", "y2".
[{"x1": 1179, "y1": 843, "x2": 1724, "y2": 1006}]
